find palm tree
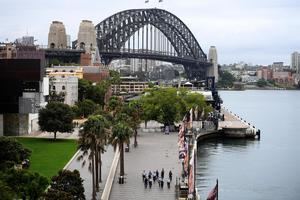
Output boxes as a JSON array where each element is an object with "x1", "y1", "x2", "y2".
[
  {"x1": 78, "y1": 115, "x2": 110, "y2": 199},
  {"x1": 107, "y1": 96, "x2": 123, "y2": 118},
  {"x1": 125, "y1": 100, "x2": 143, "y2": 147},
  {"x1": 110, "y1": 122, "x2": 133, "y2": 177}
]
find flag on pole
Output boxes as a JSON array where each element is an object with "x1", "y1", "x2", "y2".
[{"x1": 207, "y1": 179, "x2": 218, "y2": 200}]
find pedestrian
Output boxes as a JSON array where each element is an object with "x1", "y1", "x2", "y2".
[
  {"x1": 142, "y1": 170, "x2": 146, "y2": 181},
  {"x1": 161, "y1": 178, "x2": 164, "y2": 188},
  {"x1": 161, "y1": 168, "x2": 164, "y2": 179},
  {"x1": 144, "y1": 177, "x2": 148, "y2": 188},
  {"x1": 153, "y1": 170, "x2": 156, "y2": 182},
  {"x1": 148, "y1": 170, "x2": 152, "y2": 179},
  {"x1": 149, "y1": 178, "x2": 152, "y2": 189},
  {"x1": 156, "y1": 169, "x2": 159, "y2": 178},
  {"x1": 169, "y1": 170, "x2": 172, "y2": 181},
  {"x1": 167, "y1": 178, "x2": 170, "y2": 189},
  {"x1": 158, "y1": 177, "x2": 161, "y2": 188}
]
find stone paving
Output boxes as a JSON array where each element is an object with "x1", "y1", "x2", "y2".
[
  {"x1": 67, "y1": 146, "x2": 115, "y2": 200},
  {"x1": 109, "y1": 129, "x2": 181, "y2": 200}
]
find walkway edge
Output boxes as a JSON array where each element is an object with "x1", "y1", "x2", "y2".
[
  {"x1": 63, "y1": 149, "x2": 81, "y2": 170},
  {"x1": 101, "y1": 146, "x2": 120, "y2": 200}
]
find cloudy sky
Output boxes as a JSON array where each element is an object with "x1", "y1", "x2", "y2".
[{"x1": 1, "y1": 0, "x2": 300, "y2": 65}]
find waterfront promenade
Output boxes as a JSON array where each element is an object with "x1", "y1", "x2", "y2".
[{"x1": 109, "y1": 126, "x2": 181, "y2": 200}]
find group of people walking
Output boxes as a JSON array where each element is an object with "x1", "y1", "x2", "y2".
[{"x1": 142, "y1": 168, "x2": 173, "y2": 189}]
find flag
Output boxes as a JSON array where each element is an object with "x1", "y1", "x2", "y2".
[
  {"x1": 207, "y1": 180, "x2": 218, "y2": 200},
  {"x1": 145, "y1": 0, "x2": 149, "y2": 3},
  {"x1": 159, "y1": 0, "x2": 163, "y2": 2}
]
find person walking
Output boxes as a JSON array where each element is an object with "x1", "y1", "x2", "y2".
[
  {"x1": 149, "y1": 178, "x2": 153, "y2": 189},
  {"x1": 153, "y1": 172, "x2": 157, "y2": 183},
  {"x1": 161, "y1": 168, "x2": 165, "y2": 179},
  {"x1": 148, "y1": 170, "x2": 152, "y2": 179},
  {"x1": 161, "y1": 178, "x2": 164, "y2": 188},
  {"x1": 144, "y1": 177, "x2": 148, "y2": 189},
  {"x1": 169, "y1": 170, "x2": 173, "y2": 181},
  {"x1": 167, "y1": 178, "x2": 170, "y2": 189},
  {"x1": 158, "y1": 177, "x2": 161, "y2": 188},
  {"x1": 142, "y1": 170, "x2": 146, "y2": 181},
  {"x1": 156, "y1": 169, "x2": 159, "y2": 179}
]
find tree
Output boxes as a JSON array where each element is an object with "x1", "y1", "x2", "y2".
[
  {"x1": 107, "y1": 96, "x2": 123, "y2": 118},
  {"x1": 217, "y1": 70, "x2": 236, "y2": 88},
  {"x1": 140, "y1": 87, "x2": 211, "y2": 128},
  {"x1": 0, "y1": 180, "x2": 14, "y2": 200},
  {"x1": 44, "y1": 170, "x2": 85, "y2": 200},
  {"x1": 109, "y1": 70, "x2": 121, "y2": 85},
  {"x1": 48, "y1": 91, "x2": 65, "y2": 103},
  {"x1": 38, "y1": 102, "x2": 74, "y2": 140},
  {"x1": 78, "y1": 79, "x2": 92, "y2": 102},
  {"x1": 78, "y1": 115, "x2": 110, "y2": 198},
  {"x1": 0, "y1": 137, "x2": 31, "y2": 170},
  {"x1": 1, "y1": 169, "x2": 48, "y2": 200},
  {"x1": 77, "y1": 99, "x2": 98, "y2": 118},
  {"x1": 110, "y1": 122, "x2": 133, "y2": 177},
  {"x1": 122, "y1": 100, "x2": 143, "y2": 147},
  {"x1": 257, "y1": 79, "x2": 268, "y2": 87}
]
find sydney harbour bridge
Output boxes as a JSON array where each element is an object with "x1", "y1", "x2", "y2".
[{"x1": 95, "y1": 8, "x2": 212, "y2": 81}]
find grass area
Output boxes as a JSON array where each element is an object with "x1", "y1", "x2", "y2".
[{"x1": 16, "y1": 137, "x2": 78, "y2": 180}]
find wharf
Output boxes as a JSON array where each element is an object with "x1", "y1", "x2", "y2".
[{"x1": 219, "y1": 108, "x2": 258, "y2": 138}]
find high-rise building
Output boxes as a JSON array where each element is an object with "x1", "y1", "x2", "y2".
[
  {"x1": 208, "y1": 46, "x2": 218, "y2": 82},
  {"x1": 291, "y1": 52, "x2": 300, "y2": 73},
  {"x1": 48, "y1": 21, "x2": 67, "y2": 49},
  {"x1": 77, "y1": 20, "x2": 97, "y2": 54}
]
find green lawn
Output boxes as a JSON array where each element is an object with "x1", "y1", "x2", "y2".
[{"x1": 16, "y1": 138, "x2": 78, "y2": 180}]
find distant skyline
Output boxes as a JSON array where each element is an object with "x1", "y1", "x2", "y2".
[{"x1": 1, "y1": 0, "x2": 300, "y2": 65}]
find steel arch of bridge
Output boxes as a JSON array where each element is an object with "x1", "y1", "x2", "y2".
[{"x1": 95, "y1": 8, "x2": 211, "y2": 80}]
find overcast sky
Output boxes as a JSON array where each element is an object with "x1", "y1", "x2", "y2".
[{"x1": 1, "y1": 0, "x2": 300, "y2": 65}]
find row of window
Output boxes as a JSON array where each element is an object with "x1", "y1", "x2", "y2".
[{"x1": 52, "y1": 85, "x2": 65, "y2": 90}]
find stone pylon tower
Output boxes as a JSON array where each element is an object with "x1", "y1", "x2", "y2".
[
  {"x1": 48, "y1": 21, "x2": 67, "y2": 49},
  {"x1": 77, "y1": 20, "x2": 97, "y2": 54},
  {"x1": 208, "y1": 46, "x2": 218, "y2": 82}
]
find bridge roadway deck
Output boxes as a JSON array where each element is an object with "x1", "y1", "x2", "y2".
[{"x1": 109, "y1": 129, "x2": 181, "y2": 200}]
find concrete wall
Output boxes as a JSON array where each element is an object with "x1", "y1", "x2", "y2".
[{"x1": 3, "y1": 114, "x2": 29, "y2": 136}]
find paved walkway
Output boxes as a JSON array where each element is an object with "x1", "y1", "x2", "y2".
[
  {"x1": 67, "y1": 146, "x2": 115, "y2": 199},
  {"x1": 110, "y1": 130, "x2": 181, "y2": 200},
  {"x1": 219, "y1": 109, "x2": 249, "y2": 129}
]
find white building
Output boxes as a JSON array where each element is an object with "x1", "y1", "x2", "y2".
[
  {"x1": 208, "y1": 46, "x2": 218, "y2": 82},
  {"x1": 50, "y1": 76, "x2": 78, "y2": 106}
]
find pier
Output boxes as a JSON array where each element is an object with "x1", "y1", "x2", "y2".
[{"x1": 178, "y1": 106, "x2": 261, "y2": 200}]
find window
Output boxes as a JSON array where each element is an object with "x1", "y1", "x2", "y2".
[
  {"x1": 62, "y1": 86, "x2": 65, "y2": 90},
  {"x1": 52, "y1": 86, "x2": 56, "y2": 90}
]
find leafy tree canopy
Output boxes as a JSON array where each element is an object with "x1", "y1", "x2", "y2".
[
  {"x1": 76, "y1": 99, "x2": 99, "y2": 118},
  {"x1": 217, "y1": 70, "x2": 236, "y2": 88},
  {"x1": 140, "y1": 87, "x2": 210, "y2": 126},
  {"x1": 38, "y1": 102, "x2": 74, "y2": 139},
  {"x1": 0, "y1": 169, "x2": 48, "y2": 200},
  {"x1": 0, "y1": 137, "x2": 31, "y2": 170},
  {"x1": 45, "y1": 170, "x2": 85, "y2": 200}
]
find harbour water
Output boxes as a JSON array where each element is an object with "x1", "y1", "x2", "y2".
[{"x1": 196, "y1": 90, "x2": 300, "y2": 200}]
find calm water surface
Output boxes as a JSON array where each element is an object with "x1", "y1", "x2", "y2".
[{"x1": 196, "y1": 90, "x2": 300, "y2": 200}]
